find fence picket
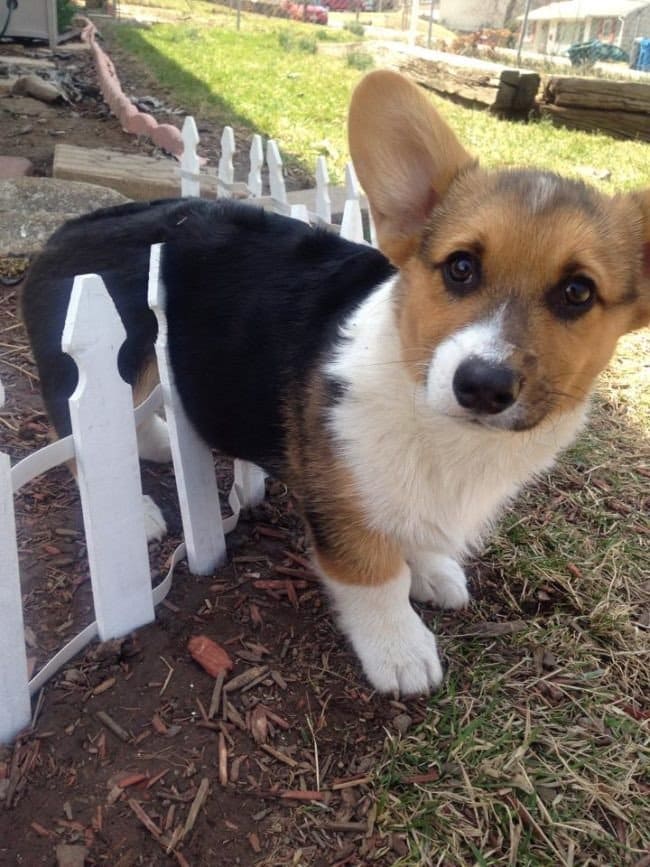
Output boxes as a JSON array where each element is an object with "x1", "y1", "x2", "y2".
[
  {"x1": 248, "y1": 134, "x2": 264, "y2": 198},
  {"x1": 267, "y1": 140, "x2": 288, "y2": 213},
  {"x1": 218, "y1": 126, "x2": 236, "y2": 199},
  {"x1": 148, "y1": 244, "x2": 226, "y2": 575},
  {"x1": 180, "y1": 116, "x2": 201, "y2": 198},
  {"x1": 0, "y1": 378, "x2": 32, "y2": 742},
  {"x1": 314, "y1": 156, "x2": 332, "y2": 224},
  {"x1": 62, "y1": 274, "x2": 155, "y2": 640}
]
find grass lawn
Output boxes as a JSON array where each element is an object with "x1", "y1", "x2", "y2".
[
  {"x1": 112, "y1": 9, "x2": 649, "y2": 193},
  {"x1": 111, "y1": 9, "x2": 649, "y2": 863}
]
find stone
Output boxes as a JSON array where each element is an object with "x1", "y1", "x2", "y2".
[
  {"x1": 0, "y1": 177, "x2": 129, "y2": 256},
  {"x1": 0, "y1": 156, "x2": 33, "y2": 180},
  {"x1": 12, "y1": 74, "x2": 64, "y2": 104}
]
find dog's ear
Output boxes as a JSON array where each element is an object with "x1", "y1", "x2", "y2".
[
  {"x1": 348, "y1": 70, "x2": 474, "y2": 265},
  {"x1": 629, "y1": 188, "x2": 650, "y2": 330}
]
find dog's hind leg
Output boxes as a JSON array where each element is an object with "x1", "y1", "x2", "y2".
[
  {"x1": 408, "y1": 551, "x2": 470, "y2": 609},
  {"x1": 132, "y1": 358, "x2": 172, "y2": 465}
]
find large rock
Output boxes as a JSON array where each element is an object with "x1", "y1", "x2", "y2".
[{"x1": 0, "y1": 177, "x2": 129, "y2": 256}]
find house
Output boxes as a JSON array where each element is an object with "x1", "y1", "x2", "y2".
[
  {"x1": 438, "y1": 0, "x2": 547, "y2": 31},
  {"x1": 521, "y1": 0, "x2": 650, "y2": 56}
]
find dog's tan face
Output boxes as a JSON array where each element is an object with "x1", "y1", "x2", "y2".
[{"x1": 349, "y1": 71, "x2": 650, "y2": 432}]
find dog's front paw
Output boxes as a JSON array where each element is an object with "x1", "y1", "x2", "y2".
[
  {"x1": 409, "y1": 553, "x2": 470, "y2": 609},
  {"x1": 355, "y1": 612, "x2": 444, "y2": 695},
  {"x1": 143, "y1": 494, "x2": 167, "y2": 542},
  {"x1": 321, "y1": 565, "x2": 445, "y2": 696}
]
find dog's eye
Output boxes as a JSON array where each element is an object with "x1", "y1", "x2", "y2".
[
  {"x1": 442, "y1": 251, "x2": 481, "y2": 294},
  {"x1": 548, "y1": 275, "x2": 596, "y2": 320},
  {"x1": 563, "y1": 278, "x2": 594, "y2": 306}
]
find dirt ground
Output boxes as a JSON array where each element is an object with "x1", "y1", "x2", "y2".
[{"x1": 0, "y1": 29, "x2": 439, "y2": 867}]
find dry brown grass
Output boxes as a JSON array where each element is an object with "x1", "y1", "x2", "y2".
[{"x1": 374, "y1": 329, "x2": 649, "y2": 866}]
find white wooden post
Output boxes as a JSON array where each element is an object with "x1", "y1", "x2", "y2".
[
  {"x1": 62, "y1": 274, "x2": 155, "y2": 640},
  {"x1": 0, "y1": 377, "x2": 32, "y2": 743},
  {"x1": 180, "y1": 116, "x2": 201, "y2": 198},
  {"x1": 148, "y1": 244, "x2": 226, "y2": 575},
  {"x1": 248, "y1": 134, "x2": 264, "y2": 198},
  {"x1": 341, "y1": 162, "x2": 365, "y2": 243},
  {"x1": 290, "y1": 203, "x2": 310, "y2": 224},
  {"x1": 218, "y1": 126, "x2": 236, "y2": 199},
  {"x1": 315, "y1": 156, "x2": 331, "y2": 224},
  {"x1": 267, "y1": 140, "x2": 288, "y2": 211}
]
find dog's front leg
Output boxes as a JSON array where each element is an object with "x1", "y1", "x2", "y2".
[
  {"x1": 408, "y1": 551, "x2": 470, "y2": 609},
  {"x1": 316, "y1": 550, "x2": 444, "y2": 696}
]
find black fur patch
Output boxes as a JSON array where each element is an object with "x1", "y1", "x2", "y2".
[{"x1": 21, "y1": 198, "x2": 395, "y2": 479}]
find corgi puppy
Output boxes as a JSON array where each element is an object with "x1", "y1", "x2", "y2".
[{"x1": 21, "y1": 71, "x2": 650, "y2": 696}]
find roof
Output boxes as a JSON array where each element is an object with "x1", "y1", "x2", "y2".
[{"x1": 525, "y1": 0, "x2": 649, "y2": 21}]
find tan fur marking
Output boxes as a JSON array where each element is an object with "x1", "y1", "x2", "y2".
[
  {"x1": 132, "y1": 356, "x2": 160, "y2": 407},
  {"x1": 284, "y1": 371, "x2": 403, "y2": 587},
  {"x1": 348, "y1": 70, "x2": 473, "y2": 265}
]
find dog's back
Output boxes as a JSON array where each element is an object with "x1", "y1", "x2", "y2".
[{"x1": 21, "y1": 197, "x2": 393, "y2": 475}]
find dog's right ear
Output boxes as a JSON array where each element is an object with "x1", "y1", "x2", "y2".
[{"x1": 348, "y1": 70, "x2": 475, "y2": 265}]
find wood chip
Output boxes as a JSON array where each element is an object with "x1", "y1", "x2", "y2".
[
  {"x1": 182, "y1": 777, "x2": 210, "y2": 839},
  {"x1": 260, "y1": 743, "x2": 299, "y2": 768},
  {"x1": 249, "y1": 705, "x2": 268, "y2": 745},
  {"x1": 218, "y1": 733, "x2": 228, "y2": 787},
  {"x1": 402, "y1": 769, "x2": 440, "y2": 784},
  {"x1": 224, "y1": 665, "x2": 268, "y2": 694},
  {"x1": 331, "y1": 775, "x2": 372, "y2": 790},
  {"x1": 96, "y1": 711, "x2": 131, "y2": 743},
  {"x1": 321, "y1": 821, "x2": 368, "y2": 833},
  {"x1": 279, "y1": 789, "x2": 326, "y2": 801},
  {"x1": 208, "y1": 671, "x2": 225, "y2": 719},
  {"x1": 128, "y1": 799, "x2": 162, "y2": 839},
  {"x1": 187, "y1": 635, "x2": 233, "y2": 677}
]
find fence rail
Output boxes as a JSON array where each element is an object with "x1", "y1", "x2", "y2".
[{"x1": 0, "y1": 117, "x2": 372, "y2": 743}]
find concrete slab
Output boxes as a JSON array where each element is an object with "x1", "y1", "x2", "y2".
[{"x1": 0, "y1": 178, "x2": 129, "y2": 256}]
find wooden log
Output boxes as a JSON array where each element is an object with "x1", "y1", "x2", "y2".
[
  {"x1": 393, "y1": 53, "x2": 539, "y2": 116},
  {"x1": 53, "y1": 144, "x2": 219, "y2": 200},
  {"x1": 540, "y1": 104, "x2": 650, "y2": 142},
  {"x1": 544, "y1": 76, "x2": 650, "y2": 115}
]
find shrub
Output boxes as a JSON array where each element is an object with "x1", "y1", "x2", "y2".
[{"x1": 346, "y1": 49, "x2": 373, "y2": 70}]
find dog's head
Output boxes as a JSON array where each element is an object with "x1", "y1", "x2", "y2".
[{"x1": 349, "y1": 70, "x2": 650, "y2": 431}]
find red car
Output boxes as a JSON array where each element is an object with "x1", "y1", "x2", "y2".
[{"x1": 282, "y1": 1, "x2": 329, "y2": 24}]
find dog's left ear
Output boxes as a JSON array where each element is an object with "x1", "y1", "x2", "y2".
[
  {"x1": 348, "y1": 70, "x2": 474, "y2": 265},
  {"x1": 629, "y1": 188, "x2": 650, "y2": 330}
]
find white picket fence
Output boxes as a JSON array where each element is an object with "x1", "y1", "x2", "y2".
[{"x1": 0, "y1": 119, "x2": 373, "y2": 743}]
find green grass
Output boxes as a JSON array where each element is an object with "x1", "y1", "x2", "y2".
[
  {"x1": 112, "y1": 9, "x2": 649, "y2": 191},
  {"x1": 110, "y1": 9, "x2": 649, "y2": 861},
  {"x1": 113, "y1": 15, "x2": 362, "y2": 181}
]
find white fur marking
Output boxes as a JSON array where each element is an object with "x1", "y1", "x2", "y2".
[
  {"x1": 426, "y1": 309, "x2": 510, "y2": 418},
  {"x1": 530, "y1": 175, "x2": 560, "y2": 214},
  {"x1": 137, "y1": 414, "x2": 172, "y2": 463},
  {"x1": 409, "y1": 552, "x2": 469, "y2": 608},
  {"x1": 320, "y1": 564, "x2": 443, "y2": 695},
  {"x1": 143, "y1": 494, "x2": 167, "y2": 542}
]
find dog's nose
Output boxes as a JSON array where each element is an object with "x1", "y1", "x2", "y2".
[{"x1": 453, "y1": 357, "x2": 521, "y2": 415}]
